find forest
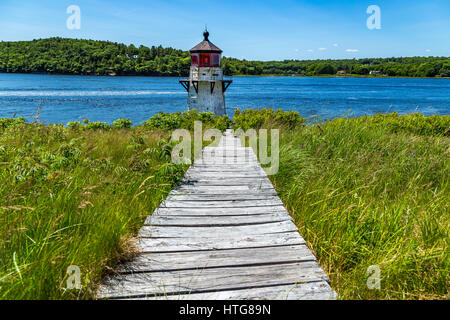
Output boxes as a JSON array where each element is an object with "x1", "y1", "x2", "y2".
[{"x1": 0, "y1": 37, "x2": 449, "y2": 77}]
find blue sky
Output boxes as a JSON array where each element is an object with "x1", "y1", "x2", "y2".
[{"x1": 0, "y1": 0, "x2": 449, "y2": 61}]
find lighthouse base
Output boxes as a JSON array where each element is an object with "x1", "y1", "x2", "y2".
[{"x1": 180, "y1": 79, "x2": 232, "y2": 116}]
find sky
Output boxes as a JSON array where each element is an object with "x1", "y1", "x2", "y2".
[{"x1": 0, "y1": 0, "x2": 449, "y2": 61}]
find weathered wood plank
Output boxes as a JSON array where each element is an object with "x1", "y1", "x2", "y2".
[
  {"x1": 203, "y1": 147, "x2": 252, "y2": 150},
  {"x1": 146, "y1": 212, "x2": 292, "y2": 226},
  {"x1": 116, "y1": 245, "x2": 315, "y2": 273},
  {"x1": 153, "y1": 206, "x2": 287, "y2": 216},
  {"x1": 190, "y1": 166, "x2": 262, "y2": 172},
  {"x1": 138, "y1": 220, "x2": 298, "y2": 238},
  {"x1": 166, "y1": 194, "x2": 279, "y2": 201},
  {"x1": 124, "y1": 281, "x2": 336, "y2": 300},
  {"x1": 195, "y1": 161, "x2": 258, "y2": 165},
  {"x1": 185, "y1": 173, "x2": 266, "y2": 179},
  {"x1": 98, "y1": 262, "x2": 328, "y2": 299},
  {"x1": 183, "y1": 178, "x2": 272, "y2": 185},
  {"x1": 184, "y1": 173, "x2": 267, "y2": 179},
  {"x1": 137, "y1": 232, "x2": 305, "y2": 252},
  {"x1": 177, "y1": 182, "x2": 274, "y2": 189},
  {"x1": 161, "y1": 199, "x2": 283, "y2": 208},
  {"x1": 173, "y1": 186, "x2": 277, "y2": 194}
]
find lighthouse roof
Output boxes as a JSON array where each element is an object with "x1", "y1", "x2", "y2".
[{"x1": 190, "y1": 30, "x2": 223, "y2": 53}]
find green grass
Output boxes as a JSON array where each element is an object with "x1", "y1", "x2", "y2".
[
  {"x1": 0, "y1": 121, "x2": 189, "y2": 299},
  {"x1": 243, "y1": 112, "x2": 449, "y2": 299}
]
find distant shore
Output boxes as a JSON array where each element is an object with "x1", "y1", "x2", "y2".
[
  {"x1": 232, "y1": 74, "x2": 450, "y2": 80},
  {"x1": 1, "y1": 71, "x2": 449, "y2": 80}
]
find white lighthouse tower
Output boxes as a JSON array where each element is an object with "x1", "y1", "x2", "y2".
[{"x1": 179, "y1": 30, "x2": 232, "y2": 115}]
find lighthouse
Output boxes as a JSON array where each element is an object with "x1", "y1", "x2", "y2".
[{"x1": 179, "y1": 30, "x2": 232, "y2": 115}]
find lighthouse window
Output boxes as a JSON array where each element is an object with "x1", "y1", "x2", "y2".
[
  {"x1": 199, "y1": 53, "x2": 211, "y2": 67},
  {"x1": 191, "y1": 54, "x2": 199, "y2": 66},
  {"x1": 211, "y1": 54, "x2": 221, "y2": 67}
]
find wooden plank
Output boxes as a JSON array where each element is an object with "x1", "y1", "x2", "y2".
[
  {"x1": 188, "y1": 166, "x2": 260, "y2": 171},
  {"x1": 203, "y1": 147, "x2": 252, "y2": 151},
  {"x1": 146, "y1": 212, "x2": 292, "y2": 226},
  {"x1": 185, "y1": 172, "x2": 266, "y2": 179},
  {"x1": 199, "y1": 155, "x2": 256, "y2": 160},
  {"x1": 98, "y1": 262, "x2": 329, "y2": 299},
  {"x1": 201, "y1": 153, "x2": 254, "y2": 157},
  {"x1": 199, "y1": 156, "x2": 257, "y2": 160},
  {"x1": 138, "y1": 220, "x2": 298, "y2": 238},
  {"x1": 166, "y1": 194, "x2": 280, "y2": 201},
  {"x1": 195, "y1": 161, "x2": 257, "y2": 165},
  {"x1": 179, "y1": 180, "x2": 273, "y2": 187},
  {"x1": 190, "y1": 166, "x2": 262, "y2": 171},
  {"x1": 185, "y1": 172, "x2": 266, "y2": 178},
  {"x1": 183, "y1": 177, "x2": 271, "y2": 183},
  {"x1": 115, "y1": 245, "x2": 315, "y2": 273},
  {"x1": 161, "y1": 199, "x2": 283, "y2": 208},
  {"x1": 173, "y1": 186, "x2": 277, "y2": 194},
  {"x1": 137, "y1": 232, "x2": 305, "y2": 252},
  {"x1": 153, "y1": 206, "x2": 287, "y2": 216},
  {"x1": 123, "y1": 281, "x2": 336, "y2": 300},
  {"x1": 182, "y1": 177, "x2": 271, "y2": 182},
  {"x1": 194, "y1": 160, "x2": 258, "y2": 164}
]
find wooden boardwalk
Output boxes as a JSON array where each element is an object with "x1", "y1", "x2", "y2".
[{"x1": 98, "y1": 130, "x2": 336, "y2": 300}]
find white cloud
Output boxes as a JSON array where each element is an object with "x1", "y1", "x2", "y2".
[
  {"x1": 346, "y1": 49, "x2": 359, "y2": 53},
  {"x1": 333, "y1": 43, "x2": 339, "y2": 47},
  {"x1": 318, "y1": 48, "x2": 327, "y2": 51},
  {"x1": 295, "y1": 48, "x2": 299, "y2": 52},
  {"x1": 306, "y1": 49, "x2": 314, "y2": 52},
  {"x1": 425, "y1": 49, "x2": 431, "y2": 52}
]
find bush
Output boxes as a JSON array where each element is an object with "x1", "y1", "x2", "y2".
[
  {"x1": 0, "y1": 117, "x2": 26, "y2": 130},
  {"x1": 112, "y1": 118, "x2": 133, "y2": 129},
  {"x1": 142, "y1": 111, "x2": 182, "y2": 130},
  {"x1": 67, "y1": 121, "x2": 82, "y2": 130},
  {"x1": 232, "y1": 108, "x2": 306, "y2": 130},
  {"x1": 84, "y1": 121, "x2": 111, "y2": 130},
  {"x1": 142, "y1": 110, "x2": 231, "y2": 131}
]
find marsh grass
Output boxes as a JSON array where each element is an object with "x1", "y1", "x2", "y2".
[
  {"x1": 0, "y1": 121, "x2": 189, "y2": 299},
  {"x1": 245, "y1": 113, "x2": 449, "y2": 299}
]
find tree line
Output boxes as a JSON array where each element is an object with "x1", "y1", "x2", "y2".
[{"x1": 0, "y1": 38, "x2": 449, "y2": 77}]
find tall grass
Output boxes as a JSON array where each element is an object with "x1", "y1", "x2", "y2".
[
  {"x1": 239, "y1": 112, "x2": 449, "y2": 299},
  {"x1": 0, "y1": 121, "x2": 188, "y2": 299}
]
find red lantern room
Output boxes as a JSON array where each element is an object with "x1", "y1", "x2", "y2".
[{"x1": 189, "y1": 30, "x2": 223, "y2": 67}]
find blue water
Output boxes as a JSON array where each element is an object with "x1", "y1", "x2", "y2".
[{"x1": 0, "y1": 73, "x2": 449, "y2": 125}]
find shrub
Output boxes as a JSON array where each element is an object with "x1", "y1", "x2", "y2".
[
  {"x1": 112, "y1": 118, "x2": 133, "y2": 129},
  {"x1": 0, "y1": 117, "x2": 26, "y2": 130},
  {"x1": 142, "y1": 110, "x2": 231, "y2": 131},
  {"x1": 142, "y1": 111, "x2": 182, "y2": 130},
  {"x1": 67, "y1": 121, "x2": 82, "y2": 130},
  {"x1": 84, "y1": 121, "x2": 111, "y2": 130},
  {"x1": 232, "y1": 108, "x2": 306, "y2": 130}
]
